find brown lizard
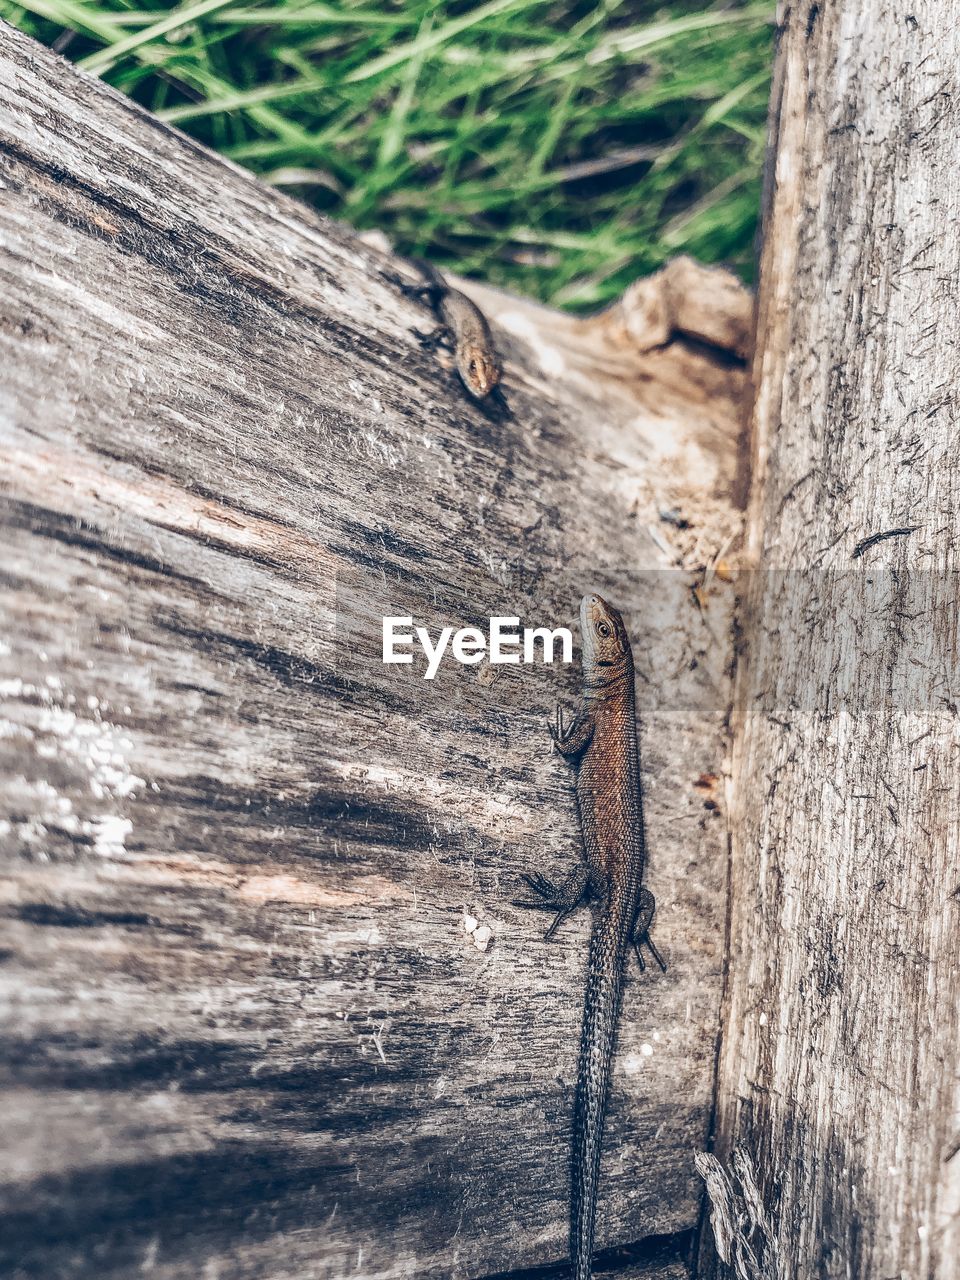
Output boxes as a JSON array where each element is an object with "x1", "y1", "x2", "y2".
[
  {"x1": 394, "y1": 256, "x2": 503, "y2": 401},
  {"x1": 515, "y1": 593, "x2": 665, "y2": 1280}
]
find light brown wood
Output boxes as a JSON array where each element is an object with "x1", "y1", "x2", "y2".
[
  {"x1": 710, "y1": 3, "x2": 960, "y2": 1277},
  {"x1": 0, "y1": 20, "x2": 750, "y2": 1280}
]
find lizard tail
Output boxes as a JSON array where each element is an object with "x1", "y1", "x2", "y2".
[{"x1": 570, "y1": 915, "x2": 627, "y2": 1280}]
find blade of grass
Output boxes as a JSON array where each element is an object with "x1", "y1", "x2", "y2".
[
  {"x1": 342, "y1": 0, "x2": 530, "y2": 85},
  {"x1": 218, "y1": 5, "x2": 411, "y2": 24},
  {"x1": 527, "y1": 69, "x2": 579, "y2": 179},
  {"x1": 696, "y1": 66, "x2": 770, "y2": 133},
  {"x1": 586, "y1": 6, "x2": 772, "y2": 67},
  {"x1": 160, "y1": 71, "x2": 331, "y2": 122},
  {"x1": 9, "y1": 0, "x2": 133, "y2": 43},
  {"x1": 79, "y1": 0, "x2": 240, "y2": 73},
  {"x1": 376, "y1": 7, "x2": 434, "y2": 170}
]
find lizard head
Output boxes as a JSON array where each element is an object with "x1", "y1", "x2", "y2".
[
  {"x1": 580, "y1": 593, "x2": 632, "y2": 681},
  {"x1": 458, "y1": 343, "x2": 501, "y2": 399}
]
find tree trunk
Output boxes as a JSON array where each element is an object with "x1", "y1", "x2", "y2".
[
  {"x1": 709, "y1": 4, "x2": 960, "y2": 1278},
  {"x1": 0, "y1": 22, "x2": 750, "y2": 1280}
]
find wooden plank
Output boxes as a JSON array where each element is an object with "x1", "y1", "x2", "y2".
[
  {"x1": 709, "y1": 3, "x2": 960, "y2": 1277},
  {"x1": 0, "y1": 22, "x2": 748, "y2": 1278}
]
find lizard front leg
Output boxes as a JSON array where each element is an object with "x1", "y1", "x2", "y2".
[
  {"x1": 411, "y1": 324, "x2": 454, "y2": 353},
  {"x1": 549, "y1": 704, "x2": 594, "y2": 758}
]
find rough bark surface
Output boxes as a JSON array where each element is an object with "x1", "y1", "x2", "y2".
[
  {"x1": 0, "y1": 23, "x2": 750, "y2": 1280},
  {"x1": 712, "y1": 4, "x2": 960, "y2": 1278}
]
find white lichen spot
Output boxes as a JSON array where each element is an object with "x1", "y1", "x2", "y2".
[
  {"x1": 641, "y1": 1042, "x2": 654, "y2": 1057},
  {"x1": 0, "y1": 719, "x2": 33, "y2": 742},
  {"x1": 36, "y1": 705, "x2": 145, "y2": 807},
  {"x1": 90, "y1": 815, "x2": 133, "y2": 858},
  {"x1": 0, "y1": 678, "x2": 31, "y2": 698},
  {"x1": 6, "y1": 677, "x2": 148, "y2": 859}
]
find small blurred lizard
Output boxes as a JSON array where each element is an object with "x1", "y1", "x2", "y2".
[{"x1": 391, "y1": 256, "x2": 503, "y2": 402}]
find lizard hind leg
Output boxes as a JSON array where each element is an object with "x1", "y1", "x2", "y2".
[
  {"x1": 513, "y1": 865, "x2": 590, "y2": 940},
  {"x1": 631, "y1": 887, "x2": 667, "y2": 973},
  {"x1": 396, "y1": 277, "x2": 440, "y2": 305}
]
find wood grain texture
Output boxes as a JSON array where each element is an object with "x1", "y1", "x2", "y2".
[
  {"x1": 712, "y1": 4, "x2": 960, "y2": 1277},
  {"x1": 0, "y1": 22, "x2": 749, "y2": 1279}
]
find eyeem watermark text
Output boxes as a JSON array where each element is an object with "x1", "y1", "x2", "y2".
[{"x1": 383, "y1": 616, "x2": 573, "y2": 680}]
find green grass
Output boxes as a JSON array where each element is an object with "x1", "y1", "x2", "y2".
[{"x1": 1, "y1": 0, "x2": 774, "y2": 308}]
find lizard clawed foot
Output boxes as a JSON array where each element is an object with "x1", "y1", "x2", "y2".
[
  {"x1": 511, "y1": 872, "x2": 562, "y2": 909},
  {"x1": 517, "y1": 871, "x2": 563, "y2": 900},
  {"x1": 513, "y1": 866, "x2": 590, "y2": 941},
  {"x1": 632, "y1": 933, "x2": 667, "y2": 974},
  {"x1": 631, "y1": 887, "x2": 667, "y2": 973},
  {"x1": 547, "y1": 704, "x2": 567, "y2": 751},
  {"x1": 548, "y1": 703, "x2": 594, "y2": 758}
]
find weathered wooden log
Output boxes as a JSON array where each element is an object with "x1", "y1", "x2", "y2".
[
  {"x1": 709, "y1": 3, "x2": 960, "y2": 1277},
  {"x1": 0, "y1": 20, "x2": 750, "y2": 1279}
]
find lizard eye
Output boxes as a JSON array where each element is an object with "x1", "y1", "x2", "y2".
[
  {"x1": 596, "y1": 621, "x2": 611, "y2": 638},
  {"x1": 469, "y1": 359, "x2": 478, "y2": 376}
]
